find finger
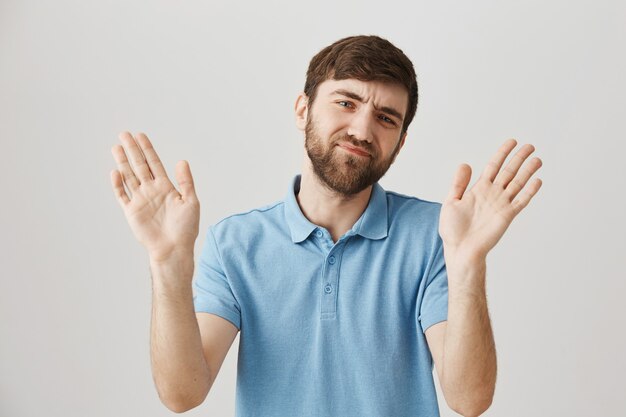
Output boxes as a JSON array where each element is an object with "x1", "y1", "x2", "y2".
[
  {"x1": 175, "y1": 160, "x2": 198, "y2": 201},
  {"x1": 119, "y1": 131, "x2": 153, "y2": 182},
  {"x1": 504, "y1": 157, "x2": 543, "y2": 200},
  {"x1": 134, "y1": 132, "x2": 169, "y2": 179},
  {"x1": 111, "y1": 144, "x2": 140, "y2": 191},
  {"x1": 480, "y1": 138, "x2": 518, "y2": 182},
  {"x1": 446, "y1": 163, "x2": 472, "y2": 202},
  {"x1": 110, "y1": 169, "x2": 130, "y2": 206},
  {"x1": 494, "y1": 143, "x2": 536, "y2": 188},
  {"x1": 512, "y1": 178, "x2": 543, "y2": 215}
]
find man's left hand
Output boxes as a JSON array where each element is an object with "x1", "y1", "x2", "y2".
[{"x1": 439, "y1": 139, "x2": 543, "y2": 262}]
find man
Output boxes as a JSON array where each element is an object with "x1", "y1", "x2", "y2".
[{"x1": 110, "y1": 35, "x2": 542, "y2": 416}]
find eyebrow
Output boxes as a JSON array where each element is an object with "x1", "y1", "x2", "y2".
[{"x1": 330, "y1": 89, "x2": 405, "y2": 123}]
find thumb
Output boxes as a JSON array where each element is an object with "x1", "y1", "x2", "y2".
[
  {"x1": 175, "y1": 160, "x2": 197, "y2": 201},
  {"x1": 446, "y1": 163, "x2": 472, "y2": 202}
]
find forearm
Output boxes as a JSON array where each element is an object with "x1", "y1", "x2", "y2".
[
  {"x1": 149, "y1": 254, "x2": 210, "y2": 412},
  {"x1": 442, "y1": 252, "x2": 497, "y2": 416}
]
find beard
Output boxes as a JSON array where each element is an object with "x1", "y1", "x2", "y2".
[{"x1": 304, "y1": 112, "x2": 401, "y2": 196}]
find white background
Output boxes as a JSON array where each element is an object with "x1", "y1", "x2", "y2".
[{"x1": 1, "y1": 0, "x2": 625, "y2": 415}]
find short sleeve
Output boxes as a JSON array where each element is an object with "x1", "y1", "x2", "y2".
[
  {"x1": 417, "y1": 235, "x2": 449, "y2": 333},
  {"x1": 193, "y1": 226, "x2": 242, "y2": 330}
]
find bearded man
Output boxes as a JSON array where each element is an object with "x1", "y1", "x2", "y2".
[{"x1": 110, "y1": 35, "x2": 543, "y2": 416}]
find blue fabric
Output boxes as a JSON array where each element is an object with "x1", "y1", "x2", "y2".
[{"x1": 193, "y1": 174, "x2": 449, "y2": 417}]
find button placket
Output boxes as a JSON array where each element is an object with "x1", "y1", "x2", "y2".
[
  {"x1": 313, "y1": 228, "x2": 333, "y2": 252},
  {"x1": 320, "y1": 247, "x2": 342, "y2": 319}
]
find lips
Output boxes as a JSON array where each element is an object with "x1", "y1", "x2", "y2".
[{"x1": 337, "y1": 142, "x2": 371, "y2": 157}]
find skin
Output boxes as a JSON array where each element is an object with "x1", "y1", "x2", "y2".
[
  {"x1": 303, "y1": 80, "x2": 406, "y2": 196},
  {"x1": 110, "y1": 79, "x2": 542, "y2": 415},
  {"x1": 111, "y1": 133, "x2": 218, "y2": 412},
  {"x1": 294, "y1": 79, "x2": 408, "y2": 242},
  {"x1": 430, "y1": 140, "x2": 542, "y2": 416}
]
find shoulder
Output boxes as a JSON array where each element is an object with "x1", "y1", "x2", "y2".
[
  {"x1": 383, "y1": 189, "x2": 443, "y2": 247},
  {"x1": 385, "y1": 190, "x2": 442, "y2": 221},
  {"x1": 209, "y1": 199, "x2": 286, "y2": 242}
]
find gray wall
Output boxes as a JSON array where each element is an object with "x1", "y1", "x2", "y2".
[{"x1": 1, "y1": 0, "x2": 624, "y2": 415}]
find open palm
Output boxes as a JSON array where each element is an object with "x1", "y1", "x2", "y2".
[
  {"x1": 110, "y1": 132, "x2": 200, "y2": 262},
  {"x1": 439, "y1": 139, "x2": 543, "y2": 260}
]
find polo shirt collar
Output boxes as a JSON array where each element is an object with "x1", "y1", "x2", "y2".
[{"x1": 284, "y1": 174, "x2": 388, "y2": 243}]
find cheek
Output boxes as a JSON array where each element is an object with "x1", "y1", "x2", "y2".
[
  {"x1": 320, "y1": 108, "x2": 351, "y2": 130},
  {"x1": 319, "y1": 120, "x2": 342, "y2": 140},
  {"x1": 377, "y1": 141, "x2": 398, "y2": 162}
]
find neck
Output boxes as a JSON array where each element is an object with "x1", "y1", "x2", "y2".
[{"x1": 296, "y1": 157, "x2": 372, "y2": 243}]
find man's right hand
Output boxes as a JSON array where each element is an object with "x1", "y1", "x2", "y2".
[{"x1": 110, "y1": 131, "x2": 200, "y2": 266}]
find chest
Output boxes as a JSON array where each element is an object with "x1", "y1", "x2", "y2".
[{"x1": 224, "y1": 235, "x2": 429, "y2": 331}]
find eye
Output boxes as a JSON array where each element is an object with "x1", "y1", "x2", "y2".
[
  {"x1": 379, "y1": 114, "x2": 396, "y2": 125},
  {"x1": 337, "y1": 100, "x2": 354, "y2": 108}
]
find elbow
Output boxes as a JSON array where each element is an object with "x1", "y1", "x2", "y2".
[
  {"x1": 160, "y1": 395, "x2": 204, "y2": 414},
  {"x1": 449, "y1": 395, "x2": 493, "y2": 417},
  {"x1": 442, "y1": 373, "x2": 496, "y2": 416},
  {"x1": 152, "y1": 366, "x2": 212, "y2": 413},
  {"x1": 156, "y1": 383, "x2": 209, "y2": 414},
  {"x1": 452, "y1": 405, "x2": 492, "y2": 417}
]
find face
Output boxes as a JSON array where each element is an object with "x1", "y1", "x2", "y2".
[{"x1": 298, "y1": 79, "x2": 408, "y2": 196}]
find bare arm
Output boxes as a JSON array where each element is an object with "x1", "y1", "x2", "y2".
[
  {"x1": 148, "y1": 256, "x2": 239, "y2": 413},
  {"x1": 426, "y1": 258, "x2": 496, "y2": 417},
  {"x1": 110, "y1": 131, "x2": 237, "y2": 412},
  {"x1": 149, "y1": 255, "x2": 211, "y2": 412},
  {"x1": 428, "y1": 139, "x2": 543, "y2": 416}
]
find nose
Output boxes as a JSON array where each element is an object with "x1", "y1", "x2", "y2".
[{"x1": 346, "y1": 107, "x2": 374, "y2": 143}]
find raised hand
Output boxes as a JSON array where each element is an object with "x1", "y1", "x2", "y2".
[
  {"x1": 439, "y1": 139, "x2": 543, "y2": 261},
  {"x1": 110, "y1": 132, "x2": 200, "y2": 263}
]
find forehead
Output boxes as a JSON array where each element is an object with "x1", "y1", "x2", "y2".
[{"x1": 316, "y1": 78, "x2": 408, "y2": 114}]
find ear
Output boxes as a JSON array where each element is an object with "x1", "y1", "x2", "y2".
[
  {"x1": 391, "y1": 131, "x2": 408, "y2": 164},
  {"x1": 294, "y1": 93, "x2": 309, "y2": 131}
]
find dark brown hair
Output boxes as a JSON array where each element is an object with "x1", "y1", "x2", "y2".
[{"x1": 304, "y1": 35, "x2": 418, "y2": 134}]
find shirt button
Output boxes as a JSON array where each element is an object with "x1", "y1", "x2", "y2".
[
  {"x1": 324, "y1": 284, "x2": 332, "y2": 294},
  {"x1": 328, "y1": 256, "x2": 336, "y2": 264},
  {"x1": 315, "y1": 230, "x2": 323, "y2": 237}
]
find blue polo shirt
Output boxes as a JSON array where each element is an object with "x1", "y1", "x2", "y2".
[{"x1": 193, "y1": 174, "x2": 449, "y2": 417}]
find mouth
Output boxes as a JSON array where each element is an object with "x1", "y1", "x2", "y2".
[{"x1": 336, "y1": 143, "x2": 371, "y2": 157}]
